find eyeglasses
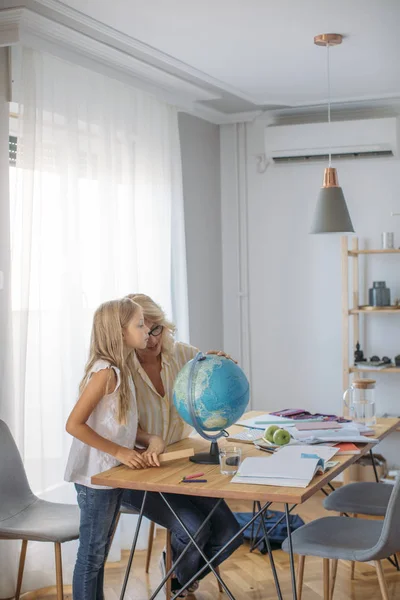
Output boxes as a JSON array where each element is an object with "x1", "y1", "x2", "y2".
[{"x1": 148, "y1": 325, "x2": 163, "y2": 337}]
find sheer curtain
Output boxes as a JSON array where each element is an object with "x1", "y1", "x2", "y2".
[{"x1": 0, "y1": 46, "x2": 189, "y2": 597}]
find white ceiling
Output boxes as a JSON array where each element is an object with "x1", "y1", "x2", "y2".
[
  {"x1": 2, "y1": 0, "x2": 400, "y2": 122},
  {"x1": 57, "y1": 0, "x2": 400, "y2": 107}
]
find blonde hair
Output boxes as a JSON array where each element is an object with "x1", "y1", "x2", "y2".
[
  {"x1": 80, "y1": 297, "x2": 141, "y2": 424},
  {"x1": 127, "y1": 293, "x2": 175, "y2": 355}
]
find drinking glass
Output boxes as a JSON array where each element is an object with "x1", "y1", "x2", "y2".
[{"x1": 219, "y1": 447, "x2": 242, "y2": 475}]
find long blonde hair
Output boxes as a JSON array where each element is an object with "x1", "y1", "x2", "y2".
[
  {"x1": 127, "y1": 294, "x2": 175, "y2": 355},
  {"x1": 80, "y1": 297, "x2": 141, "y2": 424}
]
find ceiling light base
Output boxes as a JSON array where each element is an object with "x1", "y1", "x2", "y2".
[
  {"x1": 323, "y1": 167, "x2": 339, "y2": 188},
  {"x1": 314, "y1": 34, "x2": 343, "y2": 47}
]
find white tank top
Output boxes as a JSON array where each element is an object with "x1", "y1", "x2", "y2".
[{"x1": 64, "y1": 359, "x2": 138, "y2": 489}]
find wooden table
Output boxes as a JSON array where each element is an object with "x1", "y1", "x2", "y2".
[{"x1": 92, "y1": 412, "x2": 399, "y2": 600}]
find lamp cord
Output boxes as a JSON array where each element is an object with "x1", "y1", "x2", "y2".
[{"x1": 327, "y1": 42, "x2": 332, "y2": 166}]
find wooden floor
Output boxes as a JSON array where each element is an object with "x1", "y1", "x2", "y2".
[{"x1": 25, "y1": 491, "x2": 400, "y2": 599}]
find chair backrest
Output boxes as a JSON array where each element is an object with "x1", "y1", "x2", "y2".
[
  {"x1": 370, "y1": 476, "x2": 400, "y2": 558},
  {"x1": 0, "y1": 420, "x2": 36, "y2": 522}
]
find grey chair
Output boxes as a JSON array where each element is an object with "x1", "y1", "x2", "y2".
[
  {"x1": 0, "y1": 420, "x2": 80, "y2": 600},
  {"x1": 323, "y1": 481, "x2": 393, "y2": 517},
  {"x1": 323, "y1": 481, "x2": 394, "y2": 584},
  {"x1": 282, "y1": 476, "x2": 400, "y2": 600}
]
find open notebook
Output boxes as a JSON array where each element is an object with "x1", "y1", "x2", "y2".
[{"x1": 231, "y1": 445, "x2": 339, "y2": 488}]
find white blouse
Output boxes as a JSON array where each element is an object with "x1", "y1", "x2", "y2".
[
  {"x1": 64, "y1": 359, "x2": 138, "y2": 489},
  {"x1": 132, "y1": 341, "x2": 198, "y2": 445}
]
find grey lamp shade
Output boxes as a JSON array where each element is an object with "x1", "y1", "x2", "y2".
[{"x1": 310, "y1": 186, "x2": 355, "y2": 234}]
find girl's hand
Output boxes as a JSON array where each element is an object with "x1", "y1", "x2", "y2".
[
  {"x1": 115, "y1": 446, "x2": 148, "y2": 469},
  {"x1": 142, "y1": 435, "x2": 166, "y2": 467},
  {"x1": 206, "y1": 350, "x2": 237, "y2": 364}
]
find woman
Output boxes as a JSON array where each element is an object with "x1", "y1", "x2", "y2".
[{"x1": 122, "y1": 293, "x2": 242, "y2": 597}]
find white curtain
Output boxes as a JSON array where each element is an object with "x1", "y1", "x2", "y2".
[{"x1": 0, "y1": 46, "x2": 189, "y2": 598}]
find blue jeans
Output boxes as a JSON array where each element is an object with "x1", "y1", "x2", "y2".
[
  {"x1": 73, "y1": 484, "x2": 123, "y2": 600},
  {"x1": 122, "y1": 490, "x2": 243, "y2": 585}
]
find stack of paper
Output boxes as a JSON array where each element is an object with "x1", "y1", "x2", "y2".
[
  {"x1": 231, "y1": 445, "x2": 339, "y2": 488},
  {"x1": 289, "y1": 423, "x2": 378, "y2": 444},
  {"x1": 237, "y1": 413, "x2": 298, "y2": 430},
  {"x1": 237, "y1": 414, "x2": 378, "y2": 444}
]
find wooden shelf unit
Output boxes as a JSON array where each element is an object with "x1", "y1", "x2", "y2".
[
  {"x1": 348, "y1": 248, "x2": 400, "y2": 256},
  {"x1": 342, "y1": 236, "x2": 400, "y2": 405},
  {"x1": 349, "y1": 308, "x2": 400, "y2": 314},
  {"x1": 349, "y1": 366, "x2": 400, "y2": 374}
]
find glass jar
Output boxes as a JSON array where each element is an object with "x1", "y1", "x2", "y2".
[{"x1": 343, "y1": 379, "x2": 376, "y2": 426}]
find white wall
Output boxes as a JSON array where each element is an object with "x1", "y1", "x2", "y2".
[
  {"x1": 178, "y1": 112, "x2": 223, "y2": 351},
  {"x1": 221, "y1": 117, "x2": 400, "y2": 465}
]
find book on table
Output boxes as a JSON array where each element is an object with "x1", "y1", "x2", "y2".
[
  {"x1": 231, "y1": 445, "x2": 340, "y2": 488},
  {"x1": 333, "y1": 442, "x2": 361, "y2": 455}
]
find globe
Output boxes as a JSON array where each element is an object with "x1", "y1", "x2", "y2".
[{"x1": 173, "y1": 352, "x2": 250, "y2": 463}]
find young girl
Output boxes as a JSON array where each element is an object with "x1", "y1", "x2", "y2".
[{"x1": 65, "y1": 297, "x2": 165, "y2": 600}]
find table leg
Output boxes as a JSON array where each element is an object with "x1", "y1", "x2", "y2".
[
  {"x1": 148, "y1": 496, "x2": 226, "y2": 600},
  {"x1": 119, "y1": 491, "x2": 147, "y2": 600},
  {"x1": 369, "y1": 449, "x2": 380, "y2": 482},
  {"x1": 250, "y1": 503, "x2": 297, "y2": 553},
  {"x1": 250, "y1": 500, "x2": 256, "y2": 547},
  {"x1": 256, "y1": 502, "x2": 283, "y2": 600},
  {"x1": 159, "y1": 493, "x2": 235, "y2": 600},
  {"x1": 149, "y1": 497, "x2": 276, "y2": 600},
  {"x1": 285, "y1": 503, "x2": 298, "y2": 600}
]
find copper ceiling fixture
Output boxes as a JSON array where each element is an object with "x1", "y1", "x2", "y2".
[{"x1": 310, "y1": 33, "x2": 355, "y2": 234}]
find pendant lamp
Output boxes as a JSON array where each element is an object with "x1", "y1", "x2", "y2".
[{"x1": 310, "y1": 34, "x2": 355, "y2": 234}]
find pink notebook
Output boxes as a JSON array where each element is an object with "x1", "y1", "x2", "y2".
[{"x1": 295, "y1": 421, "x2": 343, "y2": 431}]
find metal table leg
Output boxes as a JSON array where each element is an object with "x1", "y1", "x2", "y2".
[
  {"x1": 285, "y1": 503, "x2": 298, "y2": 600},
  {"x1": 369, "y1": 449, "x2": 380, "y2": 482},
  {"x1": 120, "y1": 491, "x2": 148, "y2": 600},
  {"x1": 148, "y1": 497, "x2": 278, "y2": 600},
  {"x1": 256, "y1": 502, "x2": 283, "y2": 600},
  {"x1": 250, "y1": 503, "x2": 297, "y2": 553}
]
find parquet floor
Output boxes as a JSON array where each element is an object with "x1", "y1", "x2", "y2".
[{"x1": 21, "y1": 491, "x2": 400, "y2": 599}]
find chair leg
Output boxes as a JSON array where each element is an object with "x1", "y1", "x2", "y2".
[
  {"x1": 54, "y1": 542, "x2": 64, "y2": 600},
  {"x1": 374, "y1": 560, "x2": 390, "y2": 600},
  {"x1": 15, "y1": 540, "x2": 28, "y2": 600},
  {"x1": 297, "y1": 555, "x2": 305, "y2": 600},
  {"x1": 145, "y1": 520, "x2": 155, "y2": 573},
  {"x1": 165, "y1": 530, "x2": 172, "y2": 600},
  {"x1": 215, "y1": 566, "x2": 223, "y2": 593},
  {"x1": 323, "y1": 558, "x2": 330, "y2": 600},
  {"x1": 330, "y1": 559, "x2": 338, "y2": 600},
  {"x1": 350, "y1": 514, "x2": 357, "y2": 579},
  {"x1": 350, "y1": 560, "x2": 356, "y2": 580}
]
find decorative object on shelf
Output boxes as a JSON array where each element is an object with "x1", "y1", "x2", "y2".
[
  {"x1": 368, "y1": 281, "x2": 391, "y2": 307},
  {"x1": 343, "y1": 379, "x2": 377, "y2": 426},
  {"x1": 370, "y1": 356, "x2": 392, "y2": 365},
  {"x1": 310, "y1": 34, "x2": 354, "y2": 234},
  {"x1": 381, "y1": 232, "x2": 394, "y2": 249},
  {"x1": 355, "y1": 354, "x2": 392, "y2": 370},
  {"x1": 354, "y1": 342, "x2": 366, "y2": 363}
]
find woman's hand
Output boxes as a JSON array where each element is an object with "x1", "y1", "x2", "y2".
[
  {"x1": 115, "y1": 446, "x2": 148, "y2": 469},
  {"x1": 206, "y1": 350, "x2": 237, "y2": 364},
  {"x1": 142, "y1": 435, "x2": 166, "y2": 467}
]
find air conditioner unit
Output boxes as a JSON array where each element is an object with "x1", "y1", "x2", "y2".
[{"x1": 265, "y1": 117, "x2": 399, "y2": 164}]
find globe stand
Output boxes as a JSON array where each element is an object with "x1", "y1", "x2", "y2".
[{"x1": 190, "y1": 440, "x2": 220, "y2": 465}]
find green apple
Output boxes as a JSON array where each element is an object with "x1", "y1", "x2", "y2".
[
  {"x1": 264, "y1": 425, "x2": 280, "y2": 443},
  {"x1": 273, "y1": 428, "x2": 291, "y2": 446}
]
